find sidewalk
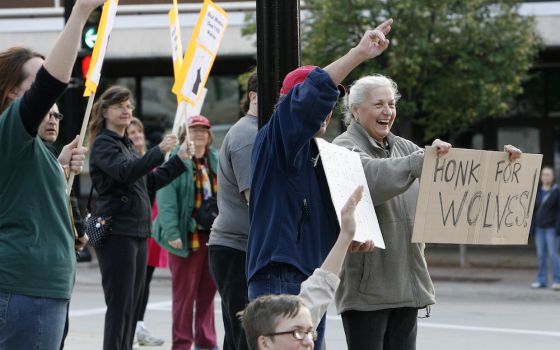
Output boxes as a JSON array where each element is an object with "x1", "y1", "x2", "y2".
[{"x1": 425, "y1": 243, "x2": 537, "y2": 269}]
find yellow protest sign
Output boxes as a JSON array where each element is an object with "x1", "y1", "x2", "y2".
[
  {"x1": 169, "y1": 0, "x2": 183, "y2": 80},
  {"x1": 172, "y1": 0, "x2": 228, "y2": 105},
  {"x1": 84, "y1": 0, "x2": 119, "y2": 97}
]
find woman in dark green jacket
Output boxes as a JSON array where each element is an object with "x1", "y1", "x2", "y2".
[{"x1": 153, "y1": 115, "x2": 219, "y2": 350}]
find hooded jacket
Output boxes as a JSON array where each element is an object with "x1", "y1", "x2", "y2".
[{"x1": 332, "y1": 121, "x2": 435, "y2": 313}]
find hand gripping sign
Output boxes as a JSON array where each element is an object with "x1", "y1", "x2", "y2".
[{"x1": 68, "y1": 0, "x2": 119, "y2": 193}]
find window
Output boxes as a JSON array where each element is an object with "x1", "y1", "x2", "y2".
[{"x1": 497, "y1": 127, "x2": 539, "y2": 154}]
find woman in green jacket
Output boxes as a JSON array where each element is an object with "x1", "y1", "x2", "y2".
[{"x1": 153, "y1": 115, "x2": 219, "y2": 350}]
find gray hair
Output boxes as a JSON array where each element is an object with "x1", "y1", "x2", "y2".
[{"x1": 344, "y1": 74, "x2": 401, "y2": 126}]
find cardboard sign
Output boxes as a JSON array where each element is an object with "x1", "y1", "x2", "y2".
[
  {"x1": 412, "y1": 147, "x2": 542, "y2": 245},
  {"x1": 172, "y1": 0, "x2": 227, "y2": 106},
  {"x1": 315, "y1": 139, "x2": 385, "y2": 248},
  {"x1": 84, "y1": 0, "x2": 119, "y2": 97}
]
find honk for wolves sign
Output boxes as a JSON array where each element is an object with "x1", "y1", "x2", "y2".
[{"x1": 412, "y1": 147, "x2": 542, "y2": 245}]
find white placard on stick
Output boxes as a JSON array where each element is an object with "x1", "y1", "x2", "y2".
[
  {"x1": 315, "y1": 138, "x2": 385, "y2": 248},
  {"x1": 412, "y1": 147, "x2": 542, "y2": 245}
]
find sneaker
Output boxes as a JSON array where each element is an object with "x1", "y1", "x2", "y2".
[
  {"x1": 531, "y1": 282, "x2": 547, "y2": 289},
  {"x1": 136, "y1": 326, "x2": 164, "y2": 346},
  {"x1": 551, "y1": 283, "x2": 560, "y2": 291}
]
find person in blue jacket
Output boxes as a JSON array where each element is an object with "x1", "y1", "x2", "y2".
[{"x1": 246, "y1": 19, "x2": 393, "y2": 348}]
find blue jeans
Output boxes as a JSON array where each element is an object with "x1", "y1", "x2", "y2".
[
  {"x1": 248, "y1": 263, "x2": 326, "y2": 350},
  {"x1": 535, "y1": 227, "x2": 560, "y2": 285},
  {"x1": 0, "y1": 292, "x2": 68, "y2": 350}
]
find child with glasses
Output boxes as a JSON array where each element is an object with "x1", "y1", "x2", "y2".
[{"x1": 240, "y1": 186, "x2": 371, "y2": 350}]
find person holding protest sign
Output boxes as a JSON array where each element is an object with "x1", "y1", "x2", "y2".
[
  {"x1": 240, "y1": 186, "x2": 369, "y2": 350},
  {"x1": 153, "y1": 115, "x2": 219, "y2": 350},
  {"x1": 0, "y1": 0, "x2": 103, "y2": 348},
  {"x1": 208, "y1": 70, "x2": 258, "y2": 350},
  {"x1": 246, "y1": 21, "x2": 390, "y2": 349},
  {"x1": 88, "y1": 86, "x2": 194, "y2": 350},
  {"x1": 333, "y1": 74, "x2": 522, "y2": 350},
  {"x1": 530, "y1": 166, "x2": 560, "y2": 290}
]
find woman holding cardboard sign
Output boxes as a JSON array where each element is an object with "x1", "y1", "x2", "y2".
[{"x1": 332, "y1": 74, "x2": 522, "y2": 350}]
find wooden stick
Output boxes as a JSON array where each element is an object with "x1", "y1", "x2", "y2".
[{"x1": 67, "y1": 93, "x2": 96, "y2": 194}]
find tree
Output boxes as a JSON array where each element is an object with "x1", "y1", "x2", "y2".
[{"x1": 302, "y1": 0, "x2": 541, "y2": 142}]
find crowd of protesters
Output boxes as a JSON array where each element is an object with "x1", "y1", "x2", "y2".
[{"x1": 0, "y1": 2, "x2": 533, "y2": 350}]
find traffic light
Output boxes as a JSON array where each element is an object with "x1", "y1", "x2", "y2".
[{"x1": 82, "y1": 6, "x2": 102, "y2": 52}]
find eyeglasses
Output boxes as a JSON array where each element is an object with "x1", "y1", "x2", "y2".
[
  {"x1": 48, "y1": 111, "x2": 64, "y2": 120},
  {"x1": 264, "y1": 329, "x2": 318, "y2": 341},
  {"x1": 108, "y1": 104, "x2": 134, "y2": 112}
]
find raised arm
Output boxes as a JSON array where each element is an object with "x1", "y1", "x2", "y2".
[
  {"x1": 323, "y1": 19, "x2": 392, "y2": 85},
  {"x1": 43, "y1": 0, "x2": 105, "y2": 82},
  {"x1": 299, "y1": 186, "x2": 373, "y2": 328}
]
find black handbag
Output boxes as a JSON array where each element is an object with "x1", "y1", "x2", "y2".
[
  {"x1": 194, "y1": 196, "x2": 218, "y2": 231},
  {"x1": 84, "y1": 185, "x2": 111, "y2": 248},
  {"x1": 193, "y1": 161, "x2": 218, "y2": 231}
]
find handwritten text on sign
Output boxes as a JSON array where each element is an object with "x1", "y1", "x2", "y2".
[
  {"x1": 412, "y1": 147, "x2": 542, "y2": 245},
  {"x1": 316, "y1": 139, "x2": 385, "y2": 249}
]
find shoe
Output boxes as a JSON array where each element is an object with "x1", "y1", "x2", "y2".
[
  {"x1": 551, "y1": 283, "x2": 560, "y2": 291},
  {"x1": 136, "y1": 326, "x2": 164, "y2": 346},
  {"x1": 530, "y1": 282, "x2": 547, "y2": 289}
]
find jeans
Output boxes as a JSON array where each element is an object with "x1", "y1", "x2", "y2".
[
  {"x1": 208, "y1": 245, "x2": 249, "y2": 350},
  {"x1": 535, "y1": 227, "x2": 560, "y2": 285},
  {"x1": 0, "y1": 292, "x2": 68, "y2": 350},
  {"x1": 342, "y1": 307, "x2": 418, "y2": 350},
  {"x1": 248, "y1": 263, "x2": 326, "y2": 350}
]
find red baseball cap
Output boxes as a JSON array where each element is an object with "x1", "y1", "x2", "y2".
[
  {"x1": 280, "y1": 65, "x2": 346, "y2": 97},
  {"x1": 188, "y1": 115, "x2": 211, "y2": 128}
]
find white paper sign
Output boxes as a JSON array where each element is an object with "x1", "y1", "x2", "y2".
[
  {"x1": 316, "y1": 138, "x2": 385, "y2": 248},
  {"x1": 198, "y1": 5, "x2": 227, "y2": 54}
]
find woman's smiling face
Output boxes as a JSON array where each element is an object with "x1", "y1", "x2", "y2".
[{"x1": 353, "y1": 86, "x2": 396, "y2": 143}]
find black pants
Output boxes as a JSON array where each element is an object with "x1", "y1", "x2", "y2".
[
  {"x1": 96, "y1": 235, "x2": 148, "y2": 350},
  {"x1": 342, "y1": 307, "x2": 418, "y2": 350},
  {"x1": 208, "y1": 245, "x2": 249, "y2": 350},
  {"x1": 137, "y1": 265, "x2": 156, "y2": 322}
]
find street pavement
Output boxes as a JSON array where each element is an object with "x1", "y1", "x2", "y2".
[{"x1": 64, "y1": 245, "x2": 560, "y2": 350}]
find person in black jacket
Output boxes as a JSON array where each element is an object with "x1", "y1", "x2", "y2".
[
  {"x1": 87, "y1": 85, "x2": 194, "y2": 350},
  {"x1": 531, "y1": 166, "x2": 560, "y2": 291}
]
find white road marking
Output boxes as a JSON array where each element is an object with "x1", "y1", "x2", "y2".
[{"x1": 70, "y1": 301, "x2": 560, "y2": 338}]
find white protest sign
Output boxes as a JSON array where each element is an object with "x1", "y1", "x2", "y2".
[
  {"x1": 315, "y1": 138, "x2": 385, "y2": 248},
  {"x1": 412, "y1": 147, "x2": 542, "y2": 245},
  {"x1": 172, "y1": 0, "x2": 227, "y2": 106}
]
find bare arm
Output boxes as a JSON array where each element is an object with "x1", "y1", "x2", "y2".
[
  {"x1": 323, "y1": 19, "x2": 392, "y2": 85},
  {"x1": 43, "y1": 0, "x2": 105, "y2": 82},
  {"x1": 243, "y1": 189, "x2": 250, "y2": 203}
]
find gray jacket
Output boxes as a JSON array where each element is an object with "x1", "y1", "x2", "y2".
[{"x1": 332, "y1": 121, "x2": 435, "y2": 313}]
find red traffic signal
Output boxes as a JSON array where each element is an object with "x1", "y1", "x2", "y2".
[{"x1": 81, "y1": 54, "x2": 92, "y2": 80}]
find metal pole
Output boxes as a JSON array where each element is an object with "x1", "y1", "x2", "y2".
[{"x1": 256, "y1": 0, "x2": 301, "y2": 129}]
